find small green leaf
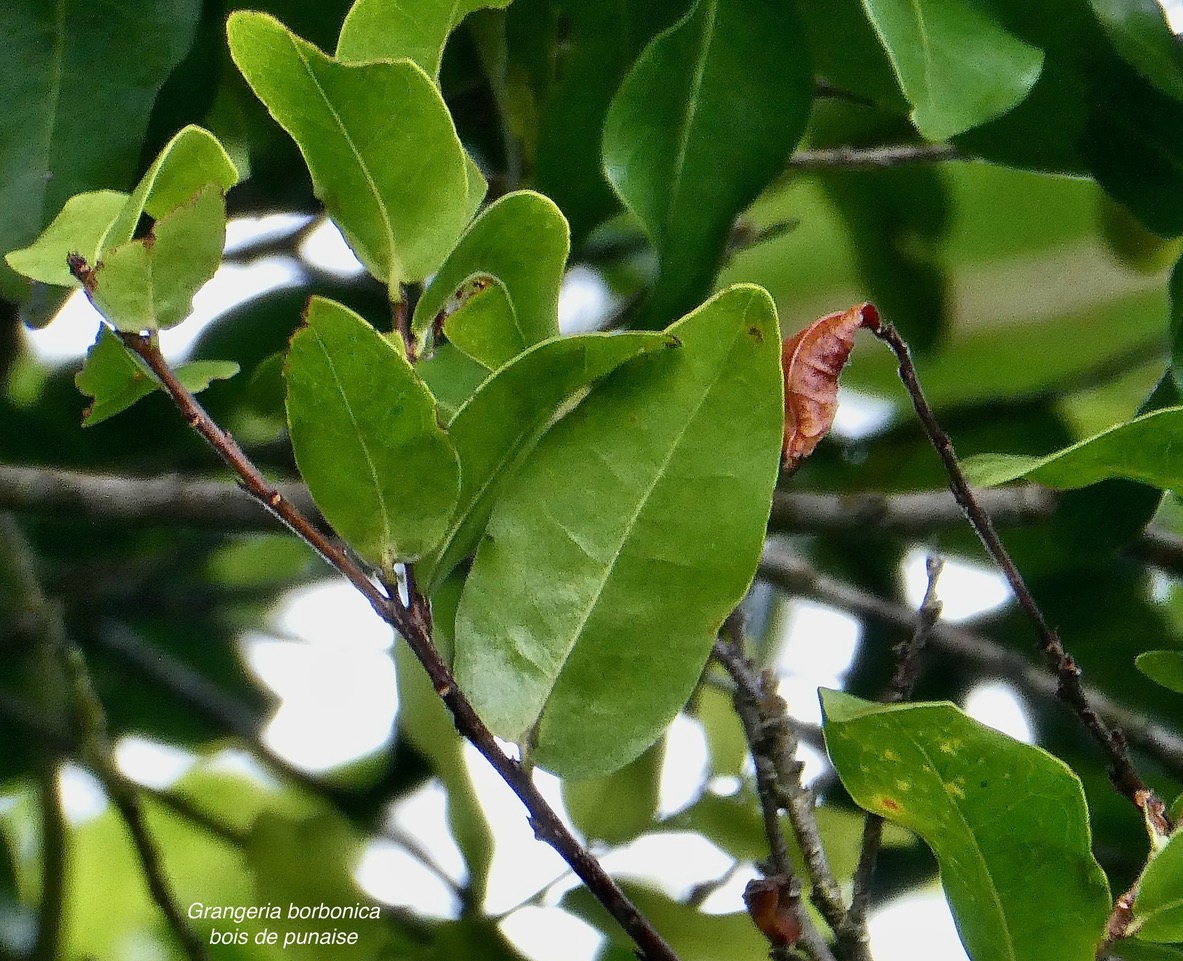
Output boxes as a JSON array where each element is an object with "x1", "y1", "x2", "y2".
[
  {"x1": 76, "y1": 327, "x2": 238, "y2": 426},
  {"x1": 285, "y1": 297, "x2": 459, "y2": 570},
  {"x1": 963, "y1": 406, "x2": 1183, "y2": 493},
  {"x1": 442, "y1": 276, "x2": 522, "y2": 370},
  {"x1": 228, "y1": 11, "x2": 471, "y2": 292},
  {"x1": 5, "y1": 191, "x2": 127, "y2": 287},
  {"x1": 417, "y1": 341, "x2": 491, "y2": 421},
  {"x1": 454, "y1": 285, "x2": 783, "y2": 777},
  {"x1": 860, "y1": 0, "x2": 1044, "y2": 140},
  {"x1": 419, "y1": 330, "x2": 679, "y2": 592},
  {"x1": 101, "y1": 124, "x2": 239, "y2": 253},
  {"x1": 1089, "y1": 0, "x2": 1183, "y2": 103},
  {"x1": 821, "y1": 690, "x2": 1111, "y2": 961},
  {"x1": 562, "y1": 741, "x2": 665, "y2": 844},
  {"x1": 1136, "y1": 650, "x2": 1183, "y2": 694},
  {"x1": 337, "y1": 0, "x2": 511, "y2": 78},
  {"x1": 88, "y1": 186, "x2": 226, "y2": 332},
  {"x1": 1133, "y1": 831, "x2": 1183, "y2": 941},
  {"x1": 412, "y1": 190, "x2": 569, "y2": 351},
  {"x1": 603, "y1": 0, "x2": 812, "y2": 324}
]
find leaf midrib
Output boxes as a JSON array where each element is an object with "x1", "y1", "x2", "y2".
[{"x1": 534, "y1": 295, "x2": 757, "y2": 725}]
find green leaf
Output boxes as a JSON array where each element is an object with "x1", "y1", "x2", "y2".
[
  {"x1": 227, "y1": 11, "x2": 471, "y2": 292},
  {"x1": 6, "y1": 125, "x2": 237, "y2": 300},
  {"x1": 411, "y1": 190, "x2": 569, "y2": 351},
  {"x1": 602, "y1": 0, "x2": 812, "y2": 325},
  {"x1": 285, "y1": 296, "x2": 460, "y2": 570},
  {"x1": 417, "y1": 341, "x2": 492, "y2": 421},
  {"x1": 337, "y1": 0, "x2": 512, "y2": 78},
  {"x1": 963, "y1": 406, "x2": 1183, "y2": 493},
  {"x1": 1136, "y1": 650, "x2": 1183, "y2": 695},
  {"x1": 860, "y1": 0, "x2": 1044, "y2": 141},
  {"x1": 821, "y1": 690, "x2": 1111, "y2": 961},
  {"x1": 1089, "y1": 0, "x2": 1183, "y2": 103},
  {"x1": 101, "y1": 124, "x2": 239, "y2": 253},
  {"x1": 5, "y1": 191, "x2": 127, "y2": 287},
  {"x1": 87, "y1": 186, "x2": 226, "y2": 332},
  {"x1": 77, "y1": 327, "x2": 238, "y2": 426},
  {"x1": 453, "y1": 285, "x2": 783, "y2": 777},
  {"x1": 442, "y1": 276, "x2": 523, "y2": 370},
  {"x1": 419, "y1": 330, "x2": 679, "y2": 592},
  {"x1": 562, "y1": 740, "x2": 664, "y2": 844},
  {"x1": 1133, "y1": 831, "x2": 1183, "y2": 941},
  {"x1": 0, "y1": 0, "x2": 202, "y2": 297}
]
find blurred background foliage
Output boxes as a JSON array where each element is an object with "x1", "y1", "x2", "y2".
[{"x1": 4, "y1": 0, "x2": 1183, "y2": 959}]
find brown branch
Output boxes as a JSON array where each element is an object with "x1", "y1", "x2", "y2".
[
  {"x1": 0, "y1": 515, "x2": 209, "y2": 961},
  {"x1": 788, "y1": 143, "x2": 964, "y2": 171},
  {"x1": 872, "y1": 321, "x2": 1162, "y2": 821},
  {"x1": 108, "y1": 327, "x2": 681, "y2": 961},
  {"x1": 758, "y1": 543, "x2": 1183, "y2": 782},
  {"x1": 848, "y1": 557, "x2": 944, "y2": 938},
  {"x1": 714, "y1": 619, "x2": 842, "y2": 961},
  {"x1": 769, "y1": 486, "x2": 1057, "y2": 537}
]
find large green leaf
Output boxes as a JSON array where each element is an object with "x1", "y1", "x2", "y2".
[
  {"x1": 76, "y1": 327, "x2": 238, "y2": 426},
  {"x1": 418, "y1": 330, "x2": 676, "y2": 591},
  {"x1": 337, "y1": 0, "x2": 512, "y2": 78},
  {"x1": 411, "y1": 190, "x2": 569, "y2": 352},
  {"x1": 859, "y1": 0, "x2": 1044, "y2": 141},
  {"x1": 87, "y1": 186, "x2": 226, "y2": 332},
  {"x1": 227, "y1": 11, "x2": 471, "y2": 292},
  {"x1": 0, "y1": 0, "x2": 202, "y2": 297},
  {"x1": 822, "y1": 690, "x2": 1111, "y2": 961},
  {"x1": 285, "y1": 297, "x2": 460, "y2": 570},
  {"x1": 453, "y1": 285, "x2": 783, "y2": 777},
  {"x1": 1136, "y1": 650, "x2": 1183, "y2": 695},
  {"x1": 963, "y1": 406, "x2": 1183, "y2": 493},
  {"x1": 1133, "y1": 831, "x2": 1183, "y2": 942},
  {"x1": 1089, "y1": 0, "x2": 1183, "y2": 103},
  {"x1": 602, "y1": 0, "x2": 812, "y2": 325}
]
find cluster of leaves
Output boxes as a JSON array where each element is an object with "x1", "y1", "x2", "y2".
[{"x1": 6, "y1": 1, "x2": 1183, "y2": 961}]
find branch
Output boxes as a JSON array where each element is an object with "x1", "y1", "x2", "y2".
[
  {"x1": 788, "y1": 143, "x2": 964, "y2": 171},
  {"x1": 111, "y1": 328, "x2": 682, "y2": 961},
  {"x1": 0, "y1": 515, "x2": 209, "y2": 961},
  {"x1": 848, "y1": 557, "x2": 944, "y2": 937},
  {"x1": 872, "y1": 321, "x2": 1163, "y2": 823},
  {"x1": 759, "y1": 543, "x2": 1183, "y2": 784},
  {"x1": 0, "y1": 462, "x2": 314, "y2": 528},
  {"x1": 769, "y1": 486, "x2": 1057, "y2": 537},
  {"x1": 713, "y1": 620, "x2": 842, "y2": 961},
  {"x1": 32, "y1": 763, "x2": 65, "y2": 961}
]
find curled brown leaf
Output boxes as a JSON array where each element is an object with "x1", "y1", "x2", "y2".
[{"x1": 781, "y1": 302, "x2": 880, "y2": 472}]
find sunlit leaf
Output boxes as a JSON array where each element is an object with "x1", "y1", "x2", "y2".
[
  {"x1": 228, "y1": 11, "x2": 471, "y2": 291},
  {"x1": 822, "y1": 690, "x2": 1111, "y2": 961},
  {"x1": 5, "y1": 191, "x2": 127, "y2": 287},
  {"x1": 602, "y1": 0, "x2": 812, "y2": 325},
  {"x1": 963, "y1": 406, "x2": 1183, "y2": 493},
  {"x1": 76, "y1": 326, "x2": 238, "y2": 426},
  {"x1": 860, "y1": 0, "x2": 1044, "y2": 140},
  {"x1": 411, "y1": 190, "x2": 569, "y2": 352},
  {"x1": 337, "y1": 0, "x2": 511, "y2": 78},
  {"x1": 87, "y1": 186, "x2": 226, "y2": 332},
  {"x1": 442, "y1": 276, "x2": 522, "y2": 370},
  {"x1": 454, "y1": 286, "x2": 783, "y2": 777},
  {"x1": 285, "y1": 297, "x2": 460, "y2": 570},
  {"x1": 419, "y1": 330, "x2": 677, "y2": 592}
]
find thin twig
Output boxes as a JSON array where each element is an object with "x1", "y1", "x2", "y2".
[
  {"x1": 848, "y1": 557, "x2": 944, "y2": 936},
  {"x1": 872, "y1": 320, "x2": 1164, "y2": 825},
  {"x1": 788, "y1": 143, "x2": 964, "y2": 171},
  {"x1": 0, "y1": 516, "x2": 209, "y2": 961},
  {"x1": 104, "y1": 326, "x2": 681, "y2": 961},
  {"x1": 714, "y1": 617, "x2": 840, "y2": 961},
  {"x1": 32, "y1": 763, "x2": 65, "y2": 961}
]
